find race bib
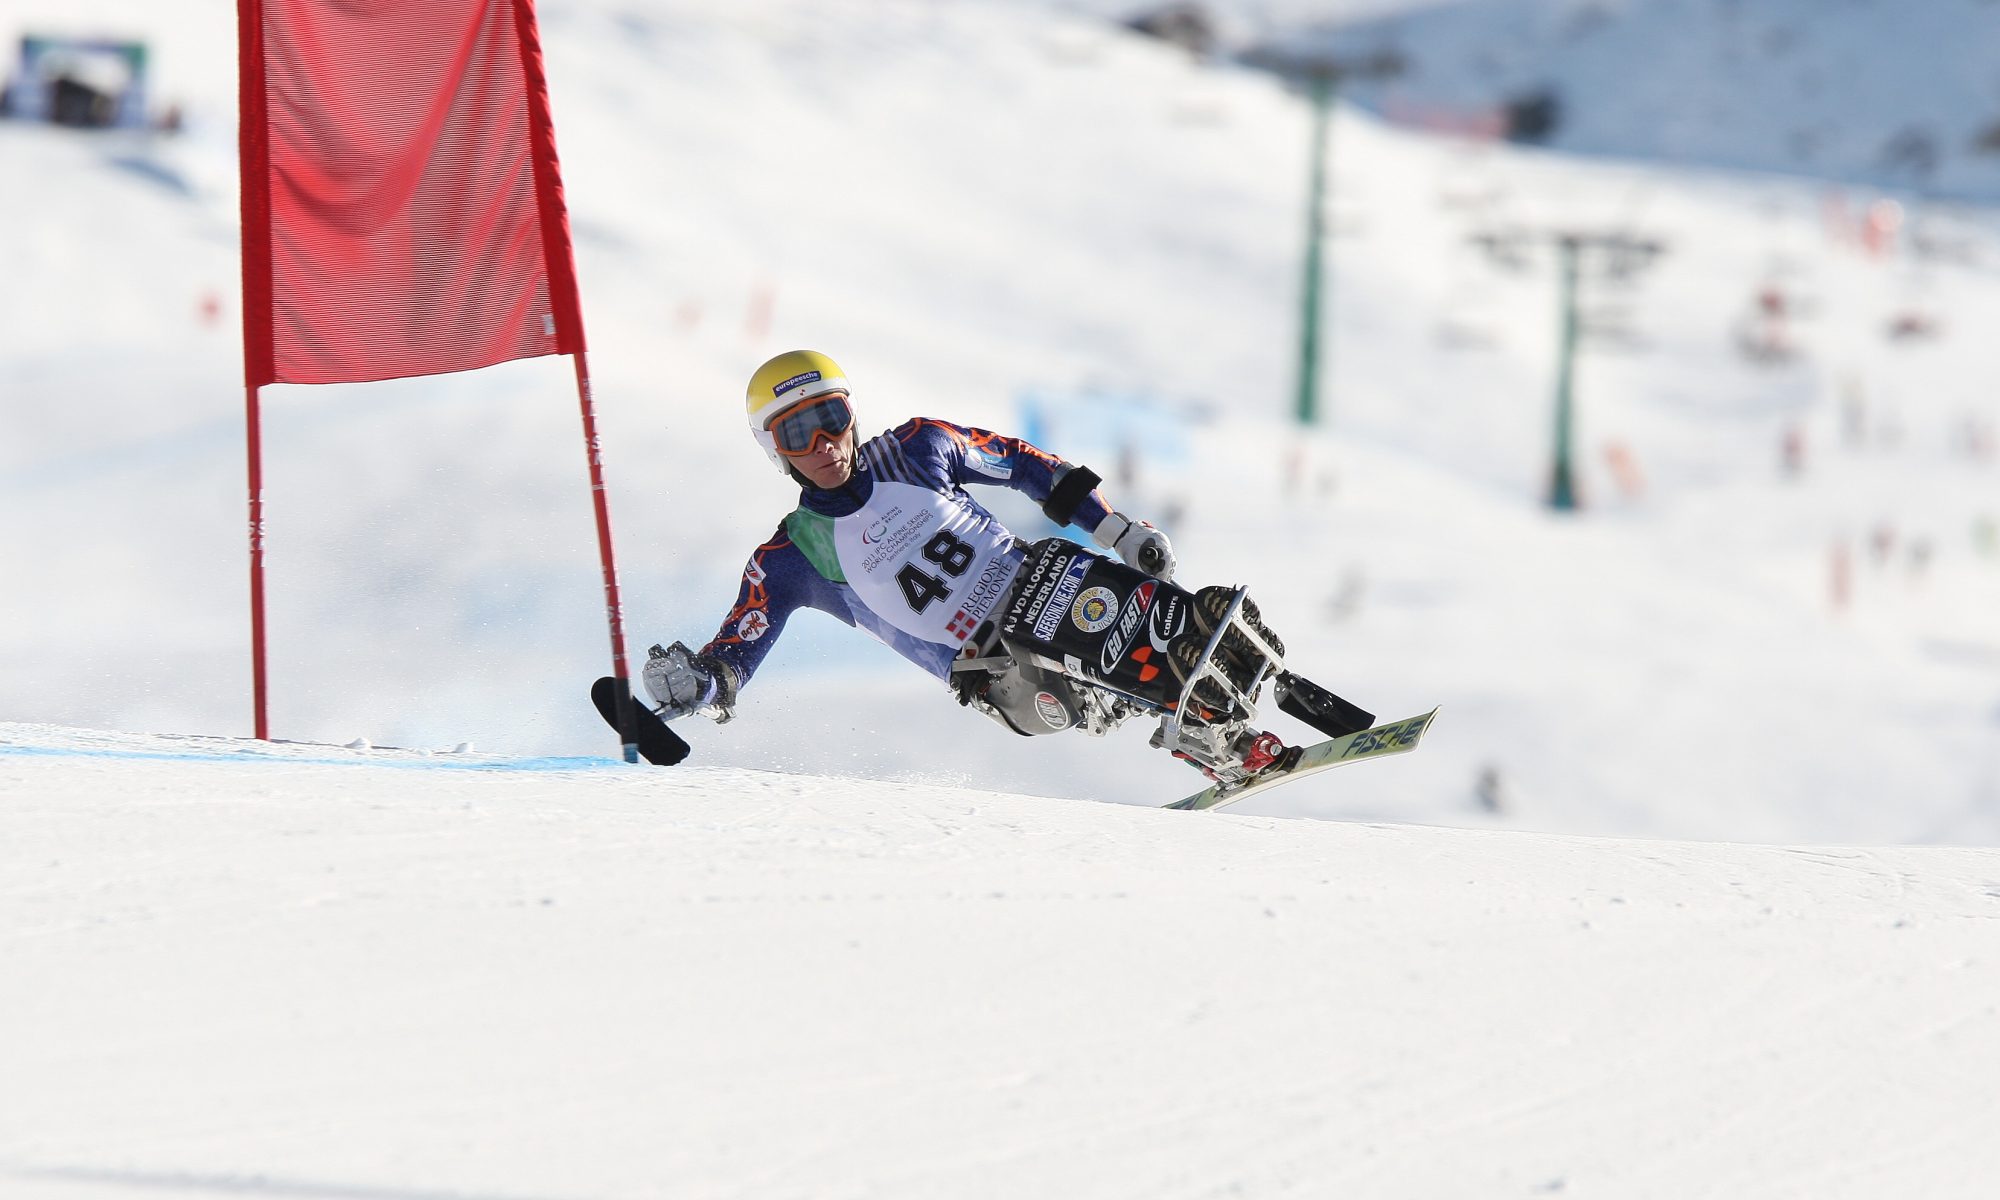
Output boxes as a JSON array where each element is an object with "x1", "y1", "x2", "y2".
[{"x1": 833, "y1": 481, "x2": 1020, "y2": 644}]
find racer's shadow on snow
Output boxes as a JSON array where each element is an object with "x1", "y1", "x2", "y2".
[{"x1": 3, "y1": 1164, "x2": 577, "y2": 1200}]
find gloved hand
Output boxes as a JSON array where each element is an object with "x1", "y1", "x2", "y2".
[
  {"x1": 1094, "y1": 512, "x2": 1176, "y2": 582},
  {"x1": 642, "y1": 641, "x2": 725, "y2": 721}
]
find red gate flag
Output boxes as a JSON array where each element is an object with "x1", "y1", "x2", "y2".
[
  {"x1": 239, "y1": 0, "x2": 585, "y2": 386},
  {"x1": 235, "y1": 0, "x2": 638, "y2": 758}
]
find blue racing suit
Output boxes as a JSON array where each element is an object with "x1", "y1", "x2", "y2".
[{"x1": 699, "y1": 419, "x2": 1114, "y2": 700}]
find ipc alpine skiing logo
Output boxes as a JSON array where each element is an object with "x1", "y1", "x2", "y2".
[
  {"x1": 861, "y1": 506, "x2": 904, "y2": 546},
  {"x1": 1071, "y1": 587, "x2": 1119, "y2": 634}
]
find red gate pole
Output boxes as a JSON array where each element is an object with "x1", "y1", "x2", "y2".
[
  {"x1": 239, "y1": 0, "x2": 271, "y2": 740},
  {"x1": 572, "y1": 349, "x2": 638, "y2": 763},
  {"x1": 246, "y1": 382, "x2": 270, "y2": 740}
]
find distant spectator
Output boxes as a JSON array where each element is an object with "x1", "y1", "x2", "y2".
[
  {"x1": 1860, "y1": 199, "x2": 1903, "y2": 258},
  {"x1": 1123, "y1": 4, "x2": 1219, "y2": 59},
  {"x1": 1780, "y1": 424, "x2": 1805, "y2": 479},
  {"x1": 1870, "y1": 523, "x2": 1898, "y2": 567},
  {"x1": 1474, "y1": 765, "x2": 1512, "y2": 814},
  {"x1": 1839, "y1": 375, "x2": 1867, "y2": 448},
  {"x1": 1503, "y1": 87, "x2": 1562, "y2": 144},
  {"x1": 1907, "y1": 539, "x2": 1933, "y2": 583},
  {"x1": 1603, "y1": 441, "x2": 1646, "y2": 498}
]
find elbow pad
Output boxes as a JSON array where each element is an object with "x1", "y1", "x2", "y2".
[{"x1": 1041, "y1": 464, "x2": 1103, "y2": 527}]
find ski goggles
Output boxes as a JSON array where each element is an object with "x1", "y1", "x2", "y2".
[{"x1": 767, "y1": 391, "x2": 855, "y2": 457}]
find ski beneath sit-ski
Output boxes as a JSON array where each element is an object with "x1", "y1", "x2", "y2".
[{"x1": 1166, "y1": 708, "x2": 1439, "y2": 812}]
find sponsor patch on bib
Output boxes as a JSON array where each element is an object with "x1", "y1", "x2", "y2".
[{"x1": 1071, "y1": 587, "x2": 1119, "y2": 634}]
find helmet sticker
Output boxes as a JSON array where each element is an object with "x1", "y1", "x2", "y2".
[{"x1": 774, "y1": 370, "x2": 822, "y2": 397}]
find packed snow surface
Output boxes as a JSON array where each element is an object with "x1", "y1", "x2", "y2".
[{"x1": 5, "y1": 724, "x2": 2000, "y2": 1199}]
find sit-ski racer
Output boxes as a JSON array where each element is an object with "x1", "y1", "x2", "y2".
[{"x1": 639, "y1": 349, "x2": 1372, "y2": 784}]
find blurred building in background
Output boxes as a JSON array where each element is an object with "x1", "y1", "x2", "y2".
[{"x1": 1, "y1": 34, "x2": 154, "y2": 130}]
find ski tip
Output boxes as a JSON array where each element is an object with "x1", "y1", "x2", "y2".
[{"x1": 1163, "y1": 706, "x2": 1441, "y2": 813}]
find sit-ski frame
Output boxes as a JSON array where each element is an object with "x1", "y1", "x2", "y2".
[
  {"x1": 956, "y1": 584, "x2": 1280, "y2": 779},
  {"x1": 1151, "y1": 585, "x2": 1280, "y2": 782}
]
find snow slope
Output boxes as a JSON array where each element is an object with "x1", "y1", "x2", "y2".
[
  {"x1": 1059, "y1": 0, "x2": 2000, "y2": 201},
  {"x1": 6, "y1": 724, "x2": 2000, "y2": 1199},
  {"x1": 1323, "y1": 0, "x2": 2000, "y2": 200},
  {"x1": 3, "y1": 0, "x2": 1999, "y2": 839}
]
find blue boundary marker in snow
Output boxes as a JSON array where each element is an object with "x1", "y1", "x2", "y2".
[{"x1": 0, "y1": 741, "x2": 626, "y2": 773}]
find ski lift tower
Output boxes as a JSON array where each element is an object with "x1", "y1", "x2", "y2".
[
  {"x1": 1472, "y1": 226, "x2": 1665, "y2": 511},
  {"x1": 1238, "y1": 40, "x2": 1404, "y2": 428}
]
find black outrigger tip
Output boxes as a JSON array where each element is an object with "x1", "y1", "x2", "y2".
[
  {"x1": 591, "y1": 676, "x2": 692, "y2": 766},
  {"x1": 1274, "y1": 673, "x2": 1375, "y2": 741}
]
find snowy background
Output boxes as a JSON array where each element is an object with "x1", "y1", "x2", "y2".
[{"x1": 5, "y1": 1, "x2": 2000, "y2": 1194}]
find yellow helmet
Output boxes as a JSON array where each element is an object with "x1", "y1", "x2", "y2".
[{"x1": 745, "y1": 350, "x2": 852, "y2": 474}]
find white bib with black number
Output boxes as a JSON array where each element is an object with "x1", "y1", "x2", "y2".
[{"x1": 833, "y1": 481, "x2": 1020, "y2": 645}]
